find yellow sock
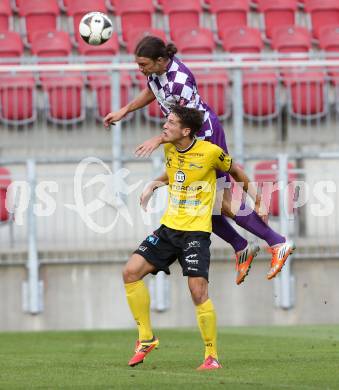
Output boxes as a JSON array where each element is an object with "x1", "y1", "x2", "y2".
[
  {"x1": 125, "y1": 280, "x2": 153, "y2": 341},
  {"x1": 196, "y1": 298, "x2": 218, "y2": 359}
]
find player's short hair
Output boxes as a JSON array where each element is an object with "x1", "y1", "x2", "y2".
[
  {"x1": 134, "y1": 36, "x2": 177, "y2": 60},
  {"x1": 171, "y1": 106, "x2": 204, "y2": 139}
]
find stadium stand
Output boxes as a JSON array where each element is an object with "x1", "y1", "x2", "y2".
[
  {"x1": 242, "y1": 72, "x2": 280, "y2": 120},
  {"x1": 88, "y1": 71, "x2": 132, "y2": 121},
  {"x1": 283, "y1": 71, "x2": 328, "y2": 119},
  {"x1": 114, "y1": 0, "x2": 155, "y2": 45},
  {"x1": 0, "y1": 0, "x2": 12, "y2": 32},
  {"x1": 0, "y1": 31, "x2": 23, "y2": 61},
  {"x1": 162, "y1": 0, "x2": 203, "y2": 41},
  {"x1": 196, "y1": 71, "x2": 231, "y2": 119},
  {"x1": 41, "y1": 76, "x2": 85, "y2": 124},
  {"x1": 318, "y1": 26, "x2": 339, "y2": 79},
  {"x1": 31, "y1": 31, "x2": 72, "y2": 58},
  {"x1": 257, "y1": 0, "x2": 298, "y2": 41},
  {"x1": 209, "y1": 0, "x2": 249, "y2": 42},
  {"x1": 254, "y1": 161, "x2": 297, "y2": 217},
  {"x1": 271, "y1": 26, "x2": 312, "y2": 53},
  {"x1": 176, "y1": 28, "x2": 215, "y2": 56},
  {"x1": 305, "y1": 0, "x2": 339, "y2": 39},
  {"x1": 18, "y1": 0, "x2": 60, "y2": 47},
  {"x1": 221, "y1": 26, "x2": 264, "y2": 55},
  {"x1": 67, "y1": 0, "x2": 107, "y2": 45},
  {"x1": 0, "y1": 75, "x2": 36, "y2": 124}
]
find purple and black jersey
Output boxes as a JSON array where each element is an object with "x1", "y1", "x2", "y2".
[{"x1": 147, "y1": 56, "x2": 227, "y2": 149}]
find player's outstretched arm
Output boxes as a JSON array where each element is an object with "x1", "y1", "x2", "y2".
[
  {"x1": 103, "y1": 88, "x2": 155, "y2": 128},
  {"x1": 135, "y1": 134, "x2": 166, "y2": 158},
  {"x1": 229, "y1": 164, "x2": 268, "y2": 222},
  {"x1": 140, "y1": 172, "x2": 168, "y2": 211}
]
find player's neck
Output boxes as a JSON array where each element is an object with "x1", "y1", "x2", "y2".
[
  {"x1": 173, "y1": 137, "x2": 196, "y2": 152},
  {"x1": 156, "y1": 58, "x2": 171, "y2": 75}
]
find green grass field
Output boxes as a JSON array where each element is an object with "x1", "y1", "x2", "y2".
[{"x1": 0, "y1": 325, "x2": 338, "y2": 389}]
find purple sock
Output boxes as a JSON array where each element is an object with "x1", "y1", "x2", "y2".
[
  {"x1": 212, "y1": 215, "x2": 248, "y2": 253},
  {"x1": 234, "y1": 204, "x2": 285, "y2": 247}
]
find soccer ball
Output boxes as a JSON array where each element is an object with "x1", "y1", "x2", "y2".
[{"x1": 79, "y1": 12, "x2": 113, "y2": 46}]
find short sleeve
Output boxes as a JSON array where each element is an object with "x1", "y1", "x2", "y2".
[{"x1": 212, "y1": 146, "x2": 232, "y2": 172}]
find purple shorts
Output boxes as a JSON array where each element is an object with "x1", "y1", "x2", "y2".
[{"x1": 198, "y1": 114, "x2": 231, "y2": 186}]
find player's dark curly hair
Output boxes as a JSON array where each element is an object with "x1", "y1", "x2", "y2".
[
  {"x1": 134, "y1": 36, "x2": 177, "y2": 60},
  {"x1": 171, "y1": 105, "x2": 204, "y2": 139}
]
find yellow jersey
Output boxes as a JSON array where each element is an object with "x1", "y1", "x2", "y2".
[{"x1": 160, "y1": 139, "x2": 232, "y2": 233}]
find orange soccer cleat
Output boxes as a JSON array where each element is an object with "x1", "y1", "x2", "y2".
[
  {"x1": 128, "y1": 336, "x2": 159, "y2": 367},
  {"x1": 197, "y1": 356, "x2": 222, "y2": 371},
  {"x1": 267, "y1": 240, "x2": 296, "y2": 280},
  {"x1": 235, "y1": 243, "x2": 260, "y2": 285}
]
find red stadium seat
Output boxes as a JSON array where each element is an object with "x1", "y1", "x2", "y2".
[
  {"x1": 88, "y1": 72, "x2": 132, "y2": 120},
  {"x1": 271, "y1": 26, "x2": 312, "y2": 53},
  {"x1": 319, "y1": 26, "x2": 339, "y2": 79},
  {"x1": 0, "y1": 0, "x2": 12, "y2": 31},
  {"x1": 114, "y1": 0, "x2": 155, "y2": 44},
  {"x1": 242, "y1": 72, "x2": 280, "y2": 120},
  {"x1": 305, "y1": 0, "x2": 339, "y2": 39},
  {"x1": 0, "y1": 31, "x2": 23, "y2": 61},
  {"x1": 42, "y1": 76, "x2": 85, "y2": 124},
  {"x1": 0, "y1": 76, "x2": 36, "y2": 124},
  {"x1": 67, "y1": 0, "x2": 107, "y2": 45},
  {"x1": 176, "y1": 28, "x2": 215, "y2": 56},
  {"x1": 254, "y1": 161, "x2": 297, "y2": 217},
  {"x1": 162, "y1": 0, "x2": 203, "y2": 41},
  {"x1": 221, "y1": 26, "x2": 264, "y2": 56},
  {"x1": 31, "y1": 31, "x2": 72, "y2": 57},
  {"x1": 195, "y1": 71, "x2": 231, "y2": 119},
  {"x1": 19, "y1": 0, "x2": 60, "y2": 46},
  {"x1": 319, "y1": 25, "x2": 339, "y2": 52},
  {"x1": 257, "y1": 0, "x2": 298, "y2": 40},
  {"x1": 283, "y1": 72, "x2": 328, "y2": 119},
  {"x1": 209, "y1": 0, "x2": 249, "y2": 42},
  {"x1": 125, "y1": 28, "x2": 167, "y2": 54}
]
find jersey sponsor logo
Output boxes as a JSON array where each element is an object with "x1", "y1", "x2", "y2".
[
  {"x1": 189, "y1": 163, "x2": 203, "y2": 170},
  {"x1": 171, "y1": 183, "x2": 203, "y2": 192},
  {"x1": 186, "y1": 254, "x2": 198, "y2": 260},
  {"x1": 219, "y1": 152, "x2": 226, "y2": 162},
  {"x1": 187, "y1": 267, "x2": 198, "y2": 272},
  {"x1": 175, "y1": 170, "x2": 186, "y2": 183},
  {"x1": 185, "y1": 254, "x2": 199, "y2": 265},
  {"x1": 138, "y1": 245, "x2": 148, "y2": 252},
  {"x1": 146, "y1": 235, "x2": 159, "y2": 245},
  {"x1": 184, "y1": 240, "x2": 201, "y2": 251},
  {"x1": 166, "y1": 157, "x2": 172, "y2": 168}
]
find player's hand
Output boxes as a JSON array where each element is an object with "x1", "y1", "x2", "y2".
[
  {"x1": 140, "y1": 184, "x2": 156, "y2": 211},
  {"x1": 255, "y1": 200, "x2": 269, "y2": 224},
  {"x1": 103, "y1": 108, "x2": 127, "y2": 128},
  {"x1": 135, "y1": 135, "x2": 163, "y2": 158}
]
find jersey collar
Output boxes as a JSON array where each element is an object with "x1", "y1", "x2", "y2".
[{"x1": 176, "y1": 138, "x2": 197, "y2": 154}]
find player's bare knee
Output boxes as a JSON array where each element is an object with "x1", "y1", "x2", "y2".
[{"x1": 122, "y1": 258, "x2": 141, "y2": 283}]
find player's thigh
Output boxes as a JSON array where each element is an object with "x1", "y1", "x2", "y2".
[
  {"x1": 179, "y1": 232, "x2": 211, "y2": 280},
  {"x1": 187, "y1": 276, "x2": 209, "y2": 305},
  {"x1": 123, "y1": 253, "x2": 156, "y2": 283}
]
